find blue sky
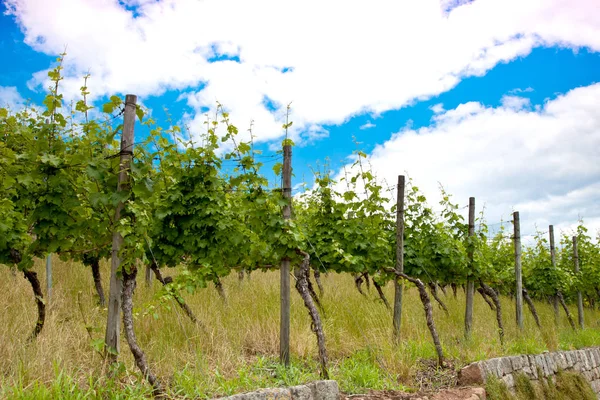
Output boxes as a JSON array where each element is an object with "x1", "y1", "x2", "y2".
[{"x1": 1, "y1": 0, "x2": 600, "y2": 238}]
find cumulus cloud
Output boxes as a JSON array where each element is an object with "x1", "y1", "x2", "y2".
[
  {"x1": 0, "y1": 86, "x2": 25, "y2": 110},
  {"x1": 500, "y1": 95, "x2": 531, "y2": 110},
  {"x1": 430, "y1": 103, "x2": 445, "y2": 114},
  {"x1": 4, "y1": 0, "x2": 600, "y2": 145},
  {"x1": 337, "y1": 83, "x2": 600, "y2": 239}
]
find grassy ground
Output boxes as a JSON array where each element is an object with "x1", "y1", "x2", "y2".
[
  {"x1": 1, "y1": 257, "x2": 599, "y2": 399},
  {"x1": 486, "y1": 370, "x2": 597, "y2": 400}
]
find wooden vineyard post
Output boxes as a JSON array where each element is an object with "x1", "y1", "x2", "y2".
[
  {"x1": 513, "y1": 212, "x2": 523, "y2": 330},
  {"x1": 573, "y1": 236, "x2": 584, "y2": 329},
  {"x1": 280, "y1": 143, "x2": 292, "y2": 367},
  {"x1": 46, "y1": 254, "x2": 52, "y2": 307},
  {"x1": 393, "y1": 175, "x2": 405, "y2": 342},
  {"x1": 465, "y1": 197, "x2": 475, "y2": 339},
  {"x1": 145, "y1": 263, "x2": 153, "y2": 287},
  {"x1": 105, "y1": 94, "x2": 137, "y2": 362},
  {"x1": 549, "y1": 225, "x2": 559, "y2": 326}
]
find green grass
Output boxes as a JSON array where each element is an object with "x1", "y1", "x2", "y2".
[{"x1": 1, "y1": 257, "x2": 599, "y2": 398}]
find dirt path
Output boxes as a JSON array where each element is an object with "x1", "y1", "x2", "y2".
[{"x1": 342, "y1": 387, "x2": 486, "y2": 400}]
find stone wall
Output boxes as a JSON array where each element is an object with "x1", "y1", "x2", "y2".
[
  {"x1": 216, "y1": 380, "x2": 339, "y2": 400},
  {"x1": 459, "y1": 347, "x2": 600, "y2": 394}
]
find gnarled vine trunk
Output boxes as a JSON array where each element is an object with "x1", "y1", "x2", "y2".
[
  {"x1": 313, "y1": 267, "x2": 324, "y2": 297},
  {"x1": 522, "y1": 288, "x2": 541, "y2": 328},
  {"x1": 439, "y1": 284, "x2": 448, "y2": 297},
  {"x1": 384, "y1": 267, "x2": 444, "y2": 367},
  {"x1": 477, "y1": 287, "x2": 496, "y2": 311},
  {"x1": 428, "y1": 282, "x2": 449, "y2": 315},
  {"x1": 23, "y1": 269, "x2": 45, "y2": 340},
  {"x1": 122, "y1": 267, "x2": 163, "y2": 396},
  {"x1": 306, "y1": 272, "x2": 324, "y2": 314},
  {"x1": 373, "y1": 280, "x2": 391, "y2": 310},
  {"x1": 214, "y1": 278, "x2": 227, "y2": 304},
  {"x1": 353, "y1": 273, "x2": 366, "y2": 295},
  {"x1": 557, "y1": 291, "x2": 576, "y2": 330},
  {"x1": 295, "y1": 250, "x2": 329, "y2": 378},
  {"x1": 451, "y1": 283, "x2": 458, "y2": 299},
  {"x1": 364, "y1": 272, "x2": 371, "y2": 292},
  {"x1": 480, "y1": 280, "x2": 504, "y2": 346},
  {"x1": 150, "y1": 263, "x2": 203, "y2": 328},
  {"x1": 90, "y1": 258, "x2": 106, "y2": 307}
]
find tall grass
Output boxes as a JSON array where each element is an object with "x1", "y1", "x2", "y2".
[{"x1": 1, "y1": 256, "x2": 599, "y2": 397}]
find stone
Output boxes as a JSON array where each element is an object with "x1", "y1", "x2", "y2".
[
  {"x1": 306, "y1": 380, "x2": 339, "y2": 400},
  {"x1": 582, "y1": 350, "x2": 592, "y2": 370},
  {"x1": 459, "y1": 362, "x2": 485, "y2": 385},
  {"x1": 544, "y1": 354, "x2": 557, "y2": 374},
  {"x1": 471, "y1": 387, "x2": 486, "y2": 400},
  {"x1": 534, "y1": 355, "x2": 548, "y2": 377},
  {"x1": 260, "y1": 388, "x2": 291, "y2": 400},
  {"x1": 565, "y1": 352, "x2": 574, "y2": 368},
  {"x1": 501, "y1": 358, "x2": 513, "y2": 376},
  {"x1": 501, "y1": 373, "x2": 515, "y2": 389},
  {"x1": 508, "y1": 356, "x2": 520, "y2": 371},
  {"x1": 484, "y1": 358, "x2": 502, "y2": 379},
  {"x1": 586, "y1": 349, "x2": 596, "y2": 366},
  {"x1": 289, "y1": 385, "x2": 312, "y2": 400},
  {"x1": 555, "y1": 353, "x2": 567, "y2": 370}
]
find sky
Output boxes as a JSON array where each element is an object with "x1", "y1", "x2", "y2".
[{"x1": 1, "y1": 0, "x2": 600, "y2": 242}]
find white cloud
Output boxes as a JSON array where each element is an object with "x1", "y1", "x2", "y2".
[
  {"x1": 360, "y1": 121, "x2": 376, "y2": 130},
  {"x1": 430, "y1": 103, "x2": 445, "y2": 114},
  {"x1": 338, "y1": 83, "x2": 600, "y2": 240},
  {"x1": 0, "y1": 86, "x2": 25, "y2": 110},
  {"x1": 4, "y1": 0, "x2": 600, "y2": 145},
  {"x1": 500, "y1": 95, "x2": 531, "y2": 110},
  {"x1": 509, "y1": 87, "x2": 535, "y2": 94}
]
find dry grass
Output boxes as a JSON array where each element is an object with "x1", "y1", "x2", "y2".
[{"x1": 1, "y1": 256, "x2": 600, "y2": 398}]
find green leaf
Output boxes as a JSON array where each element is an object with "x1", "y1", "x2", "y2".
[{"x1": 136, "y1": 105, "x2": 144, "y2": 122}]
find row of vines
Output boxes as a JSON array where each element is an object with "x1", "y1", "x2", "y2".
[{"x1": 1, "y1": 56, "x2": 599, "y2": 396}]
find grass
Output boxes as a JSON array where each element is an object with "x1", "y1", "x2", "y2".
[
  {"x1": 1, "y1": 257, "x2": 600, "y2": 398},
  {"x1": 486, "y1": 370, "x2": 597, "y2": 400}
]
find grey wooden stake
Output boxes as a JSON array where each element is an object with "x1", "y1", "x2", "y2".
[
  {"x1": 145, "y1": 262, "x2": 153, "y2": 287},
  {"x1": 393, "y1": 175, "x2": 405, "y2": 342},
  {"x1": 465, "y1": 197, "x2": 475, "y2": 339},
  {"x1": 513, "y1": 212, "x2": 523, "y2": 330},
  {"x1": 549, "y1": 225, "x2": 560, "y2": 326},
  {"x1": 105, "y1": 94, "x2": 137, "y2": 362},
  {"x1": 573, "y1": 236, "x2": 584, "y2": 329},
  {"x1": 46, "y1": 254, "x2": 52, "y2": 306},
  {"x1": 280, "y1": 143, "x2": 292, "y2": 367}
]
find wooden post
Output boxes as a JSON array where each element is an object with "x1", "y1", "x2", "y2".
[
  {"x1": 145, "y1": 263, "x2": 153, "y2": 287},
  {"x1": 513, "y1": 212, "x2": 523, "y2": 330},
  {"x1": 573, "y1": 236, "x2": 584, "y2": 329},
  {"x1": 465, "y1": 197, "x2": 475, "y2": 339},
  {"x1": 280, "y1": 143, "x2": 292, "y2": 367},
  {"x1": 549, "y1": 225, "x2": 559, "y2": 326},
  {"x1": 46, "y1": 254, "x2": 52, "y2": 306},
  {"x1": 393, "y1": 175, "x2": 405, "y2": 342},
  {"x1": 105, "y1": 94, "x2": 137, "y2": 361}
]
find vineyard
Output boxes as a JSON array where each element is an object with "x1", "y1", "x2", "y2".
[{"x1": 1, "y1": 58, "x2": 600, "y2": 398}]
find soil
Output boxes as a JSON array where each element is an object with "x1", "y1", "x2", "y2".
[{"x1": 342, "y1": 387, "x2": 485, "y2": 400}]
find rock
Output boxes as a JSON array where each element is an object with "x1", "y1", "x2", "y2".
[
  {"x1": 471, "y1": 387, "x2": 486, "y2": 400},
  {"x1": 290, "y1": 385, "x2": 312, "y2": 400},
  {"x1": 306, "y1": 380, "x2": 339, "y2": 400},
  {"x1": 459, "y1": 363, "x2": 485, "y2": 386},
  {"x1": 216, "y1": 381, "x2": 337, "y2": 400},
  {"x1": 501, "y1": 374, "x2": 514, "y2": 389}
]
